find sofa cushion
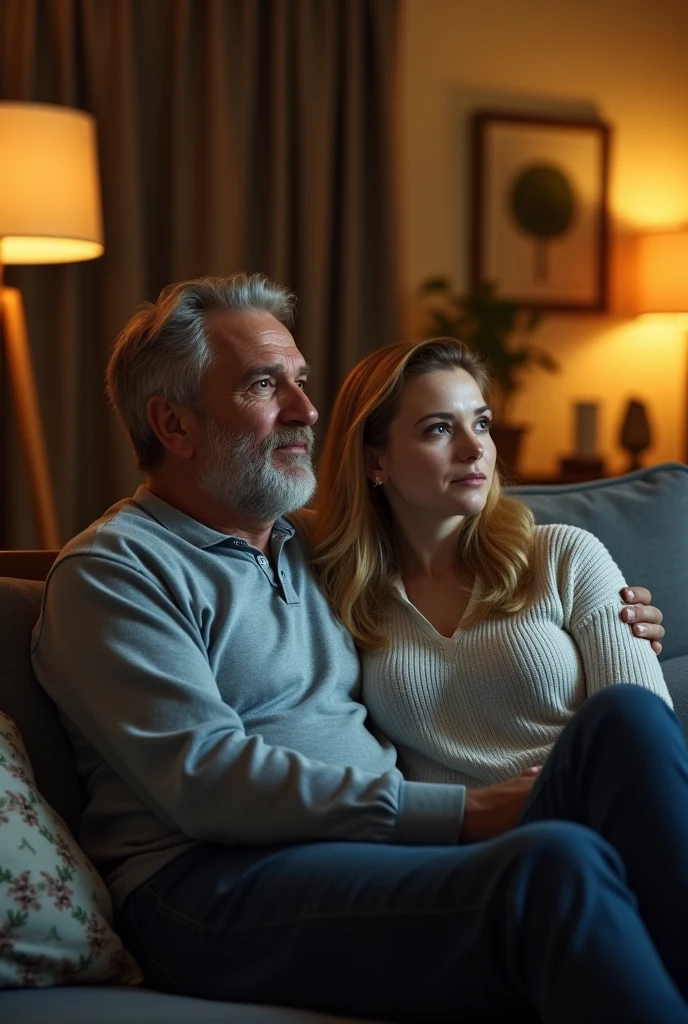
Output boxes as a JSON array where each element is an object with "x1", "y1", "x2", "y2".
[
  {"x1": 0, "y1": 578, "x2": 84, "y2": 835},
  {"x1": 0, "y1": 712, "x2": 141, "y2": 989},
  {"x1": 662, "y1": 655, "x2": 688, "y2": 736},
  {"x1": 509, "y1": 462, "x2": 688, "y2": 663},
  {"x1": 0, "y1": 985, "x2": 383, "y2": 1024}
]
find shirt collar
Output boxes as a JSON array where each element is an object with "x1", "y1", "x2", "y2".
[{"x1": 130, "y1": 485, "x2": 295, "y2": 550}]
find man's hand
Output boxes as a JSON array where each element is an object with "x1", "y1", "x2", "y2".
[
  {"x1": 460, "y1": 768, "x2": 541, "y2": 843},
  {"x1": 620, "y1": 586, "x2": 665, "y2": 656}
]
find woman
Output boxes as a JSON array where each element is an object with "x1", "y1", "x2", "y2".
[
  {"x1": 307, "y1": 335, "x2": 688, "y2": 1005},
  {"x1": 310, "y1": 335, "x2": 672, "y2": 787}
]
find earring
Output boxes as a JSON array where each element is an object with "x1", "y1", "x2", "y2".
[{"x1": 372, "y1": 477, "x2": 382, "y2": 488}]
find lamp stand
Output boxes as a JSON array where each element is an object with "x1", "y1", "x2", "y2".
[
  {"x1": 0, "y1": 283, "x2": 61, "y2": 548},
  {"x1": 684, "y1": 327, "x2": 688, "y2": 465}
]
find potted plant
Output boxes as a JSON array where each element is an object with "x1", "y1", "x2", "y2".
[{"x1": 417, "y1": 277, "x2": 559, "y2": 477}]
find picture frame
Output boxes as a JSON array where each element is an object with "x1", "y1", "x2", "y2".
[{"x1": 470, "y1": 112, "x2": 611, "y2": 312}]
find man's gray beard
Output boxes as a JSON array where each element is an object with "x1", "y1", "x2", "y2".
[{"x1": 197, "y1": 419, "x2": 317, "y2": 521}]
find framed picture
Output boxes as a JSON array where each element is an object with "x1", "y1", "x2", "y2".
[{"x1": 470, "y1": 112, "x2": 611, "y2": 312}]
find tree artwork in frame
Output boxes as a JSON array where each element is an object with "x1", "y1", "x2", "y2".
[{"x1": 470, "y1": 112, "x2": 611, "y2": 312}]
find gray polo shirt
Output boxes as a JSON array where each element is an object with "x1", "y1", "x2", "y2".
[{"x1": 31, "y1": 486, "x2": 465, "y2": 909}]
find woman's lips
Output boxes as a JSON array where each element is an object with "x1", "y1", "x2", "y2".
[{"x1": 453, "y1": 473, "x2": 486, "y2": 485}]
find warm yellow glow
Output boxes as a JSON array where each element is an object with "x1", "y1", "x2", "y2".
[
  {"x1": 637, "y1": 312, "x2": 688, "y2": 327},
  {"x1": 508, "y1": 319, "x2": 686, "y2": 477},
  {"x1": 636, "y1": 230, "x2": 688, "y2": 314},
  {"x1": 612, "y1": 180, "x2": 688, "y2": 228},
  {"x1": 0, "y1": 237, "x2": 104, "y2": 264},
  {"x1": 0, "y1": 102, "x2": 104, "y2": 265}
]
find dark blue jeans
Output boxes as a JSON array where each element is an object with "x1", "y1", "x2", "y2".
[{"x1": 118, "y1": 686, "x2": 688, "y2": 1023}]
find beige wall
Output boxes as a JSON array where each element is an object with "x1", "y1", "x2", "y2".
[{"x1": 400, "y1": 0, "x2": 688, "y2": 476}]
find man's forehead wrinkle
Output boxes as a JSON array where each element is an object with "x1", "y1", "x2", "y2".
[
  {"x1": 207, "y1": 309, "x2": 294, "y2": 351},
  {"x1": 243, "y1": 360, "x2": 311, "y2": 375},
  {"x1": 207, "y1": 321, "x2": 305, "y2": 376},
  {"x1": 233, "y1": 337, "x2": 308, "y2": 374}
]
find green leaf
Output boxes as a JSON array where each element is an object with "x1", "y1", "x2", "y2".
[
  {"x1": 522, "y1": 345, "x2": 560, "y2": 373},
  {"x1": 537, "y1": 352, "x2": 559, "y2": 372},
  {"x1": 417, "y1": 276, "x2": 452, "y2": 295},
  {"x1": 7, "y1": 909, "x2": 29, "y2": 929},
  {"x1": 415, "y1": 276, "x2": 551, "y2": 422}
]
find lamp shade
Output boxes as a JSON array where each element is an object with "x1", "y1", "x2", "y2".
[
  {"x1": 636, "y1": 229, "x2": 688, "y2": 314},
  {"x1": 0, "y1": 101, "x2": 104, "y2": 264}
]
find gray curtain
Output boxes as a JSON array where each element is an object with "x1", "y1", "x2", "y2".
[{"x1": 0, "y1": 0, "x2": 400, "y2": 547}]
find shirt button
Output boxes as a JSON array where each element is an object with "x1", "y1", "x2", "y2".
[
  {"x1": 257, "y1": 555, "x2": 269, "y2": 567},
  {"x1": 234, "y1": 539, "x2": 248, "y2": 548},
  {"x1": 280, "y1": 570, "x2": 286, "y2": 578}
]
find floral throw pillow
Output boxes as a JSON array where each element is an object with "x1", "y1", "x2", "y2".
[{"x1": 0, "y1": 711, "x2": 142, "y2": 988}]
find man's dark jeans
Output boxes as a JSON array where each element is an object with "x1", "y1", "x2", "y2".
[{"x1": 118, "y1": 686, "x2": 688, "y2": 1023}]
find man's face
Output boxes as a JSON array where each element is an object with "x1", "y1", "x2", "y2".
[{"x1": 195, "y1": 310, "x2": 319, "y2": 521}]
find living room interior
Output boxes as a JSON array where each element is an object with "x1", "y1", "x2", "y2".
[
  {"x1": 401, "y1": 0, "x2": 688, "y2": 481},
  {"x1": 2, "y1": 3, "x2": 688, "y2": 1020},
  {"x1": 0, "y1": 0, "x2": 687, "y2": 550}
]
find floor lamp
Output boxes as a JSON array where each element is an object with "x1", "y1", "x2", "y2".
[
  {"x1": 636, "y1": 229, "x2": 688, "y2": 463},
  {"x1": 0, "y1": 101, "x2": 104, "y2": 548}
]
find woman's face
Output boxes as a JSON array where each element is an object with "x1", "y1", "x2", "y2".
[{"x1": 370, "y1": 368, "x2": 497, "y2": 523}]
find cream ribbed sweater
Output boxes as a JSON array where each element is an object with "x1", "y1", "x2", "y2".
[{"x1": 361, "y1": 524, "x2": 671, "y2": 788}]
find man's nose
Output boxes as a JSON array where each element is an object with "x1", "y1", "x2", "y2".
[{"x1": 280, "y1": 384, "x2": 319, "y2": 426}]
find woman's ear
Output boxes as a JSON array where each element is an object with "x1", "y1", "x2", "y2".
[{"x1": 363, "y1": 445, "x2": 388, "y2": 485}]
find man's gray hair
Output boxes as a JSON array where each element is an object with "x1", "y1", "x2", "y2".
[{"x1": 106, "y1": 273, "x2": 296, "y2": 470}]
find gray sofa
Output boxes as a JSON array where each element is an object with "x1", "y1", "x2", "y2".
[
  {"x1": 512, "y1": 461, "x2": 688, "y2": 720},
  {"x1": 1, "y1": 461, "x2": 687, "y2": 1023}
]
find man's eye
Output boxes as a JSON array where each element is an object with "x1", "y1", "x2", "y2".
[{"x1": 251, "y1": 379, "x2": 273, "y2": 390}]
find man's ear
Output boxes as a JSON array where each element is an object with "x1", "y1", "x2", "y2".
[
  {"x1": 146, "y1": 396, "x2": 198, "y2": 460},
  {"x1": 363, "y1": 444, "x2": 388, "y2": 485}
]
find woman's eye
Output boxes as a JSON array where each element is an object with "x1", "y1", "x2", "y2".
[
  {"x1": 476, "y1": 417, "x2": 492, "y2": 432},
  {"x1": 427, "y1": 423, "x2": 450, "y2": 435}
]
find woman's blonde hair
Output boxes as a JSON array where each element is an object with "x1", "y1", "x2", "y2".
[{"x1": 310, "y1": 337, "x2": 536, "y2": 650}]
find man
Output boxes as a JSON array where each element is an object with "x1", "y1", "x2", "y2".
[{"x1": 32, "y1": 275, "x2": 685, "y2": 1023}]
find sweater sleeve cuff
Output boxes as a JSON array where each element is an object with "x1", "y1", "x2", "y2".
[{"x1": 393, "y1": 780, "x2": 465, "y2": 845}]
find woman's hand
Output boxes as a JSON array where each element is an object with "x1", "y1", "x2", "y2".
[{"x1": 620, "y1": 586, "x2": 665, "y2": 655}]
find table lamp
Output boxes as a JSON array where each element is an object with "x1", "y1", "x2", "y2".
[
  {"x1": 0, "y1": 101, "x2": 104, "y2": 547},
  {"x1": 636, "y1": 228, "x2": 688, "y2": 462}
]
